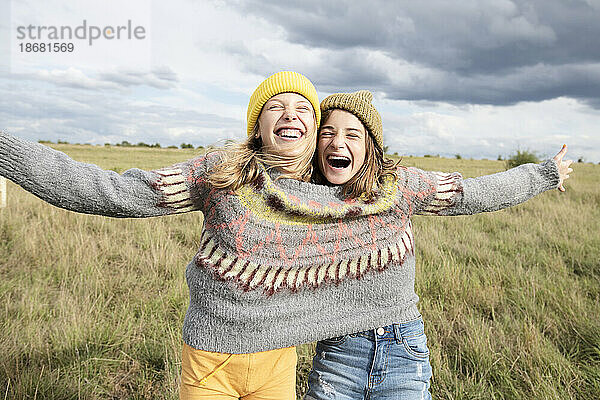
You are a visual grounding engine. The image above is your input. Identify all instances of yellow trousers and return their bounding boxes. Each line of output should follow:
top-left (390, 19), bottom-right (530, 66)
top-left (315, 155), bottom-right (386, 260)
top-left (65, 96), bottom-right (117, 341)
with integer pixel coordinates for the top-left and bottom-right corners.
top-left (180, 343), bottom-right (297, 400)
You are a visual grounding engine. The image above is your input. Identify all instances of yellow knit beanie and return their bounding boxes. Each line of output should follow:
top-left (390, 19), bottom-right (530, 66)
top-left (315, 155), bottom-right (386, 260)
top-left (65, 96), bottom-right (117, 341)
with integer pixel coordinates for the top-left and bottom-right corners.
top-left (246, 71), bottom-right (321, 137)
top-left (320, 90), bottom-right (383, 148)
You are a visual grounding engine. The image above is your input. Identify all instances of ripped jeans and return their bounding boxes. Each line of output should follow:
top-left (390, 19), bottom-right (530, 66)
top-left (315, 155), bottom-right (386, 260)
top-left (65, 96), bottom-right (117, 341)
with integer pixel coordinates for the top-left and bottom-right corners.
top-left (304, 318), bottom-right (432, 400)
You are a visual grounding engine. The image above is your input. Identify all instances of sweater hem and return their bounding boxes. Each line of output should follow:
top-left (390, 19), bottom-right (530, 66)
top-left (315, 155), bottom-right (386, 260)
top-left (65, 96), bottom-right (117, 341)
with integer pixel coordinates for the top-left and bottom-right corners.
top-left (181, 303), bottom-right (421, 354)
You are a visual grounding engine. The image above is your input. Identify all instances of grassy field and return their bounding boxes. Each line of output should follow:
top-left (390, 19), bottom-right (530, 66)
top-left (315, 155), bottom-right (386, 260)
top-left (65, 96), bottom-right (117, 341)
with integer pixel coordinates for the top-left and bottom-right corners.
top-left (1, 144), bottom-right (599, 399)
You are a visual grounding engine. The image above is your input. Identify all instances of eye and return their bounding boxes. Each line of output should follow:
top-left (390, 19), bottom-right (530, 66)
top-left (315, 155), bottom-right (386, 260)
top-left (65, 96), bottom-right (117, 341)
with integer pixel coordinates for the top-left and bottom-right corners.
top-left (267, 103), bottom-right (284, 110)
top-left (347, 130), bottom-right (362, 139)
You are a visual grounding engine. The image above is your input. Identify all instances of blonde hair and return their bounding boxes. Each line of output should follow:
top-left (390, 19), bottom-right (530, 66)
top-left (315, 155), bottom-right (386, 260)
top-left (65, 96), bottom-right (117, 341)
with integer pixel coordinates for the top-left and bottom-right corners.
top-left (208, 120), bottom-right (317, 191)
top-left (313, 109), bottom-right (400, 202)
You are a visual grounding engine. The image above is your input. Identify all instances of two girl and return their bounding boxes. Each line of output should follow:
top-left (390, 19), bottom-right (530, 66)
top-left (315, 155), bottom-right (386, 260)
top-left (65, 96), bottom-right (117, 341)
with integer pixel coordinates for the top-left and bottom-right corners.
top-left (0, 73), bottom-right (571, 400)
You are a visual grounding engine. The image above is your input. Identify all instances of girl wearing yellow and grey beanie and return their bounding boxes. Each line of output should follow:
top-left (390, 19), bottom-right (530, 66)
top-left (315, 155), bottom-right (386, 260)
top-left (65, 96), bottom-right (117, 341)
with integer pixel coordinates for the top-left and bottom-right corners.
top-left (320, 89), bottom-right (383, 148)
top-left (307, 90), bottom-right (571, 400)
top-left (314, 89), bottom-right (399, 201)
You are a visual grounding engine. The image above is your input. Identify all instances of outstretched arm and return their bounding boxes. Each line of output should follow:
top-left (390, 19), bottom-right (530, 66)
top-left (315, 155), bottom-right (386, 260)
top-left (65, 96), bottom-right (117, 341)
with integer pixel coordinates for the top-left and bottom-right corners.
top-left (0, 131), bottom-right (212, 218)
top-left (412, 146), bottom-right (571, 216)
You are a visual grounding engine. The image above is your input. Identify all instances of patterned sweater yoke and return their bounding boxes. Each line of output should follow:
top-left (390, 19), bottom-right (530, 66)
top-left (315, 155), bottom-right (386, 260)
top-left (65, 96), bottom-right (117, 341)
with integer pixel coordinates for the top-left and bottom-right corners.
top-left (0, 132), bottom-right (560, 353)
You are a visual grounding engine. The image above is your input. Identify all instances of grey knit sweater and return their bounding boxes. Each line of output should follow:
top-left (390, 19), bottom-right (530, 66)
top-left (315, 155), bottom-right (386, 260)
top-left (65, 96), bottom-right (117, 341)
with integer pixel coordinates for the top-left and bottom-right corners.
top-left (0, 132), bottom-right (560, 353)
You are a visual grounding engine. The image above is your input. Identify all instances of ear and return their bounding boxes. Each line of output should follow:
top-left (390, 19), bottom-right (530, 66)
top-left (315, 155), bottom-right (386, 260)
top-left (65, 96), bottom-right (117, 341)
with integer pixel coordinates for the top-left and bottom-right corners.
top-left (253, 121), bottom-right (261, 139)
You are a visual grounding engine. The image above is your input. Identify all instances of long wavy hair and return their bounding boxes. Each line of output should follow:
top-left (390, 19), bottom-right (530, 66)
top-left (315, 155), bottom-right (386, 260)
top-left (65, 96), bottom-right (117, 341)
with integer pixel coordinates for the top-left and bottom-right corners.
top-left (312, 109), bottom-right (401, 202)
top-left (208, 119), bottom-right (317, 191)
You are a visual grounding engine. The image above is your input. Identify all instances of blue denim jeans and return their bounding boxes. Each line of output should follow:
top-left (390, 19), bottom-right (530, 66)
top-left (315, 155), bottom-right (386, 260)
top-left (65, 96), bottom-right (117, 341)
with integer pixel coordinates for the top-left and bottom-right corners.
top-left (304, 318), bottom-right (432, 400)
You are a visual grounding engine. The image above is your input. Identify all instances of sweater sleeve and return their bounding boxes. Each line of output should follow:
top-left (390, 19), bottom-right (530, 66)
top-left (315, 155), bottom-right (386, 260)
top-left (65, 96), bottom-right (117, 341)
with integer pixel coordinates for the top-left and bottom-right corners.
top-left (0, 131), bottom-right (214, 218)
top-left (404, 160), bottom-right (560, 216)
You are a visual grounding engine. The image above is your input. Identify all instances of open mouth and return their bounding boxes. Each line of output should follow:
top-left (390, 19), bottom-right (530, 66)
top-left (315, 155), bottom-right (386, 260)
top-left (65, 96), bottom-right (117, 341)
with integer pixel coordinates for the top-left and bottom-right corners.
top-left (275, 128), bottom-right (303, 140)
top-left (326, 155), bottom-right (351, 169)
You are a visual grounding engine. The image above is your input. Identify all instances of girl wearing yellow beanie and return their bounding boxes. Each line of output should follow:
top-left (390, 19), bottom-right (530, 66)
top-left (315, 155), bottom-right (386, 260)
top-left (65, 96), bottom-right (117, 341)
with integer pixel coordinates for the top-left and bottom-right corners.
top-left (209, 71), bottom-right (321, 190)
top-left (181, 71), bottom-right (321, 399)
top-left (0, 70), bottom-right (321, 400)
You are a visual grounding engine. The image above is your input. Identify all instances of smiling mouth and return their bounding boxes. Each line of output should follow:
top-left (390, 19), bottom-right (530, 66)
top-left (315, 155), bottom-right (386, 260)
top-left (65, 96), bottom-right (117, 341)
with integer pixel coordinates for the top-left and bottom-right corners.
top-left (275, 128), bottom-right (303, 140)
top-left (326, 155), bottom-right (351, 169)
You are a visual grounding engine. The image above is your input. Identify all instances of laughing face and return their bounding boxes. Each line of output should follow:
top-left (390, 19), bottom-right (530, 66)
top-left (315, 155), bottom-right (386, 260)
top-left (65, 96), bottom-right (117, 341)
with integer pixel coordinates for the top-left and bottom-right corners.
top-left (257, 93), bottom-right (316, 158)
top-left (317, 109), bottom-right (367, 185)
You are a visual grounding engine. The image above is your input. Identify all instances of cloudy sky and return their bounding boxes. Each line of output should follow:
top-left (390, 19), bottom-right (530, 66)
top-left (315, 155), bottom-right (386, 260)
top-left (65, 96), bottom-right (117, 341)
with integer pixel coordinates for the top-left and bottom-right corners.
top-left (2, 0), bottom-right (599, 161)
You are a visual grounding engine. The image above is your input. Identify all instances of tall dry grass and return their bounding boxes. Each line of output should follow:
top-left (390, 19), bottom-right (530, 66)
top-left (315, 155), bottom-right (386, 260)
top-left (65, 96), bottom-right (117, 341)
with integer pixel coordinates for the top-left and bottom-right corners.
top-left (1, 144), bottom-right (598, 399)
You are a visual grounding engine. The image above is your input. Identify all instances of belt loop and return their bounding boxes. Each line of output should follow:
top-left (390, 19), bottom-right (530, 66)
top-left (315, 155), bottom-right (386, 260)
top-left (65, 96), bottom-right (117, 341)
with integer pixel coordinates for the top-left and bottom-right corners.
top-left (393, 323), bottom-right (402, 344)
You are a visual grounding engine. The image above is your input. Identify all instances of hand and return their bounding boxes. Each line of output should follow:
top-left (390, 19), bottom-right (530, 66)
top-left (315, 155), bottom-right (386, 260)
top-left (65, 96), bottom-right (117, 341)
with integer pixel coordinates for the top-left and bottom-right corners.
top-left (553, 144), bottom-right (573, 192)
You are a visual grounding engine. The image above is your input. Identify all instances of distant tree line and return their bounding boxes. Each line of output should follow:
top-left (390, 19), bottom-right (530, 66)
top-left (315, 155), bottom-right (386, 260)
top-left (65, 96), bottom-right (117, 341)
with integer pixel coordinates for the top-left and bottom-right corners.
top-left (35, 140), bottom-right (597, 163)
top-left (39, 139), bottom-right (205, 150)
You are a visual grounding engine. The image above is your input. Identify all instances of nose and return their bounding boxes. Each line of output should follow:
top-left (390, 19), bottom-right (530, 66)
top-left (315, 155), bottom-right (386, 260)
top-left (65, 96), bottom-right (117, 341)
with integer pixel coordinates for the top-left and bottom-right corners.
top-left (330, 133), bottom-right (345, 149)
top-left (282, 107), bottom-right (298, 121)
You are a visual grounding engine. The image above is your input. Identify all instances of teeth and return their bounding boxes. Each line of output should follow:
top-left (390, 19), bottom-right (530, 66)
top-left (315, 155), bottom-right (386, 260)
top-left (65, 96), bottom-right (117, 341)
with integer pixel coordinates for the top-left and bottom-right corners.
top-left (276, 129), bottom-right (301, 139)
top-left (328, 156), bottom-right (350, 161)
top-left (327, 155), bottom-right (351, 169)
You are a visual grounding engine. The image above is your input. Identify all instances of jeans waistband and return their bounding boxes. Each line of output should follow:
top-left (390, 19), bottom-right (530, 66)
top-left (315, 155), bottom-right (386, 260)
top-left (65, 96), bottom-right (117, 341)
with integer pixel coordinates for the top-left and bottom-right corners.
top-left (350, 317), bottom-right (424, 342)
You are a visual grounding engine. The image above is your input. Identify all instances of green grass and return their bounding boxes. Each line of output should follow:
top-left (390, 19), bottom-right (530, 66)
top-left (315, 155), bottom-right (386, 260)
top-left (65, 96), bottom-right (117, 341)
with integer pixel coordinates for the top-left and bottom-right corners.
top-left (1, 145), bottom-right (598, 399)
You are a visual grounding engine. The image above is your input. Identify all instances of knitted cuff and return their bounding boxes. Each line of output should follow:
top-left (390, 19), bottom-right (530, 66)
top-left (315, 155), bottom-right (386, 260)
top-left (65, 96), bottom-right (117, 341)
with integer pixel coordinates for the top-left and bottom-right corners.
top-left (539, 159), bottom-right (561, 191)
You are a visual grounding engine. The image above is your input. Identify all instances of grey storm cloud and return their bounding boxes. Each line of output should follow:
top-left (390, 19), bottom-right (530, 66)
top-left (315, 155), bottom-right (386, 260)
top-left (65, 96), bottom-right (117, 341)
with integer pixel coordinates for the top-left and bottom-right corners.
top-left (231, 0), bottom-right (600, 106)
top-left (0, 78), bottom-right (241, 146)
top-left (5, 66), bottom-right (180, 92)
top-left (99, 67), bottom-right (180, 89)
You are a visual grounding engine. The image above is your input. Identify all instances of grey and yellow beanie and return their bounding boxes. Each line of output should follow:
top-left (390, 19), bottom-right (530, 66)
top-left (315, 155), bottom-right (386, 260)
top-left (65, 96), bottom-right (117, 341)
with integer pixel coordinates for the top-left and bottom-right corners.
top-left (320, 90), bottom-right (383, 148)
